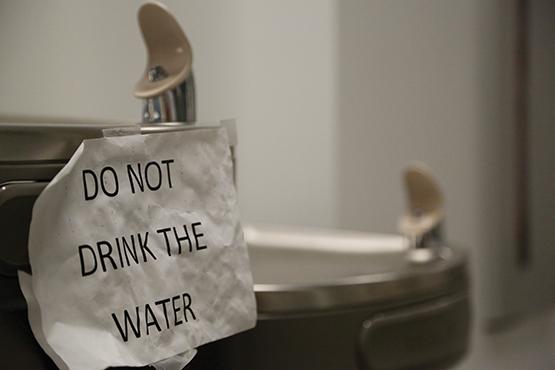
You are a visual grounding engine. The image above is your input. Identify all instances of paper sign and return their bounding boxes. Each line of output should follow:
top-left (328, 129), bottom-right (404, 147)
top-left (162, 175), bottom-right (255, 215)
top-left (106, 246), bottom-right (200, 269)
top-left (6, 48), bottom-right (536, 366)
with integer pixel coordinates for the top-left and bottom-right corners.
top-left (19, 127), bottom-right (257, 370)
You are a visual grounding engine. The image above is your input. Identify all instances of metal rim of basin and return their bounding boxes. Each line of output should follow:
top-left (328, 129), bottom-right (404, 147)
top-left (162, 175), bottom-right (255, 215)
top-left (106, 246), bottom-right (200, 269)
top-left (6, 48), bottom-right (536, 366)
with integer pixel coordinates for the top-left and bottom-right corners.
top-left (254, 248), bottom-right (468, 316)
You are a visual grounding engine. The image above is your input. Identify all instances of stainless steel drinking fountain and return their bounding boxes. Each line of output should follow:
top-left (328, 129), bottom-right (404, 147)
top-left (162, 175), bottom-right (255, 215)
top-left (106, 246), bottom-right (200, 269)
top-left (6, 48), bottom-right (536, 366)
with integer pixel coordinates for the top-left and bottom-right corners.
top-left (0, 2), bottom-right (471, 369)
top-left (0, 117), bottom-right (471, 370)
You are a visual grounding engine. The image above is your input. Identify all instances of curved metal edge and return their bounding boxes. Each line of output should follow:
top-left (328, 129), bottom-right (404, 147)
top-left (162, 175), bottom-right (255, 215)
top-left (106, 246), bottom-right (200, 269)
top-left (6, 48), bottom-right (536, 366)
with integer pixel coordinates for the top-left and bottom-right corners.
top-left (357, 292), bottom-right (471, 370)
top-left (0, 181), bottom-right (47, 276)
top-left (254, 249), bottom-right (468, 315)
top-left (0, 121), bottom-right (219, 164)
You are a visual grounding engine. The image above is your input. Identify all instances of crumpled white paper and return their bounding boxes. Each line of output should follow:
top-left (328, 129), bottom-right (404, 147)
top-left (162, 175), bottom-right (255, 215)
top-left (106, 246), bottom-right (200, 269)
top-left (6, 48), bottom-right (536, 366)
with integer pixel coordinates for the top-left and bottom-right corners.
top-left (19, 127), bottom-right (257, 370)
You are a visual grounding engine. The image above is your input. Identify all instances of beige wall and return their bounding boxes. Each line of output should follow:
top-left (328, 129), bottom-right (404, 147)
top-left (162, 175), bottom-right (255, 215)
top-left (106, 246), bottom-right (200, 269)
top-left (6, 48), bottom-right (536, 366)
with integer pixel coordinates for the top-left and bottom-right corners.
top-left (0, 0), bottom-right (337, 227)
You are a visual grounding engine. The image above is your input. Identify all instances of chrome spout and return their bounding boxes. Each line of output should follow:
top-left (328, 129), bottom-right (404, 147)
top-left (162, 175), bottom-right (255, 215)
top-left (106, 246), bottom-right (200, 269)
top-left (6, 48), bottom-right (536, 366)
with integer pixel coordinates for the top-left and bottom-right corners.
top-left (141, 71), bottom-right (196, 123)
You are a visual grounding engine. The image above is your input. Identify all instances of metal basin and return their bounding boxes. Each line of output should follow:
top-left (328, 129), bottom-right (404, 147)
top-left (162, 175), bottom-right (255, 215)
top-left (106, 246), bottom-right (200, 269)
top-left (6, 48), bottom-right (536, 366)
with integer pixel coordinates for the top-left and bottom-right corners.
top-left (185, 224), bottom-right (470, 370)
top-left (247, 224), bottom-right (408, 286)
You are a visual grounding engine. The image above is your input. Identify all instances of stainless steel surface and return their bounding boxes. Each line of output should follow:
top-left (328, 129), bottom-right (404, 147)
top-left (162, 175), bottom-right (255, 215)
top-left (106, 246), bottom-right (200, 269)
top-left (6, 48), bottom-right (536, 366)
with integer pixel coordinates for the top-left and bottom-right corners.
top-left (0, 120), bottom-right (213, 164)
top-left (416, 222), bottom-right (444, 249)
top-left (147, 65), bottom-right (169, 82)
top-left (0, 118), bottom-right (125, 163)
top-left (0, 119), bottom-right (470, 370)
top-left (254, 248), bottom-right (467, 315)
top-left (141, 72), bottom-right (196, 123)
top-left (358, 293), bottom-right (470, 370)
top-left (0, 181), bottom-right (46, 276)
top-left (244, 224), bottom-right (466, 315)
top-left (205, 290), bottom-right (470, 370)
top-left (0, 181), bottom-right (46, 208)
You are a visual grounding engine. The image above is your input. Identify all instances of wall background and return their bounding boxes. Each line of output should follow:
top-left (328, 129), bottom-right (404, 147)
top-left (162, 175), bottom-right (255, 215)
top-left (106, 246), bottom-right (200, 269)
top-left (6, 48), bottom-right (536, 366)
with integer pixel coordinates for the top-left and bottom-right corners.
top-left (0, 0), bottom-right (553, 368)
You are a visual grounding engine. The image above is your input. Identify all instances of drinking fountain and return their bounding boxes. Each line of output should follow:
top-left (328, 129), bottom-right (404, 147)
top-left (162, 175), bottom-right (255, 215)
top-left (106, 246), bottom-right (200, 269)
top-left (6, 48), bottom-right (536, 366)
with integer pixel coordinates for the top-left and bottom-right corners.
top-left (0, 3), bottom-right (470, 369)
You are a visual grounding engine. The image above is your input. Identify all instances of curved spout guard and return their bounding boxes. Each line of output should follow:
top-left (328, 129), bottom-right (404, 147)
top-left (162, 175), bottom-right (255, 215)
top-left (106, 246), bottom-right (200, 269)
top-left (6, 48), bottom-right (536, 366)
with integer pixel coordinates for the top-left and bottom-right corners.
top-left (134, 2), bottom-right (196, 123)
top-left (398, 163), bottom-right (445, 249)
top-left (134, 2), bottom-right (192, 98)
